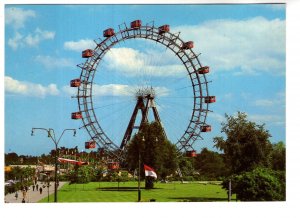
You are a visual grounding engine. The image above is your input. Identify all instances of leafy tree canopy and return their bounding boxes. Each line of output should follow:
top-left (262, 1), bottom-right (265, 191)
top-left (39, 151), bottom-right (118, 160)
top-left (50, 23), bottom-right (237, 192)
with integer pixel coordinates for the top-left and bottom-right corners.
top-left (271, 141), bottom-right (286, 171)
top-left (125, 121), bottom-right (178, 180)
top-left (194, 148), bottom-right (229, 180)
top-left (222, 167), bottom-right (285, 201)
top-left (213, 112), bottom-right (273, 174)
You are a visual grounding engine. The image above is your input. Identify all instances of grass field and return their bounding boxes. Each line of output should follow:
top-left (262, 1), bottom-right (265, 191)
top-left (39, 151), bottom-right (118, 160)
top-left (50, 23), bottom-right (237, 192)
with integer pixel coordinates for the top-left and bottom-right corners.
top-left (39, 181), bottom-right (236, 202)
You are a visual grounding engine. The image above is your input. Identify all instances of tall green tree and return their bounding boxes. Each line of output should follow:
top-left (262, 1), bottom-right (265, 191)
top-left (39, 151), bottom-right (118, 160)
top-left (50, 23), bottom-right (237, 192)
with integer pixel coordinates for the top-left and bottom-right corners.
top-left (194, 148), bottom-right (229, 180)
top-left (213, 112), bottom-right (273, 174)
top-left (271, 141), bottom-right (286, 171)
top-left (126, 121), bottom-right (178, 180)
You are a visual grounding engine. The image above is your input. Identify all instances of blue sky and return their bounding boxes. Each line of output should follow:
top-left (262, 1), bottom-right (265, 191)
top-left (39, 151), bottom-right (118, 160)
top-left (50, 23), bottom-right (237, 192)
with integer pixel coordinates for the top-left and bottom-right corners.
top-left (4, 4), bottom-right (286, 156)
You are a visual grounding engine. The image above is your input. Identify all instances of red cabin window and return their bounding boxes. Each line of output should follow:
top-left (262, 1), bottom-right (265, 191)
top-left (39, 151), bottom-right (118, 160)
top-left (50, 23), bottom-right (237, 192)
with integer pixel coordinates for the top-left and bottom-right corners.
top-left (82, 49), bottom-right (93, 58)
top-left (201, 125), bottom-right (212, 132)
top-left (158, 25), bottom-right (170, 34)
top-left (198, 66), bottom-right (210, 74)
top-left (131, 20), bottom-right (142, 29)
top-left (186, 150), bottom-right (197, 157)
top-left (103, 28), bottom-right (115, 37)
top-left (71, 112), bottom-right (82, 119)
top-left (108, 162), bottom-right (119, 170)
top-left (205, 96), bottom-right (216, 103)
top-left (70, 79), bottom-right (81, 87)
top-left (181, 41), bottom-right (194, 49)
top-left (85, 141), bottom-right (96, 149)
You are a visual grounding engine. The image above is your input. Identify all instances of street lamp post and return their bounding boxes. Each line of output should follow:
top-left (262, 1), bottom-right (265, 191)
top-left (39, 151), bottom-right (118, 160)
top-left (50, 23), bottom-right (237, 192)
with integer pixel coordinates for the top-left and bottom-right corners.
top-left (31, 128), bottom-right (76, 202)
top-left (138, 136), bottom-right (145, 202)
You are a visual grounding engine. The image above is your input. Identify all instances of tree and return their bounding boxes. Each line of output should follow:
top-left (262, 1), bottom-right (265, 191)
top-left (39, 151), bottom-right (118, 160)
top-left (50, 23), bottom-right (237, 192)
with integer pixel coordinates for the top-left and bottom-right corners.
top-left (271, 141), bottom-right (286, 171)
top-left (68, 165), bottom-right (95, 184)
top-left (222, 167), bottom-right (285, 201)
top-left (213, 112), bottom-right (273, 174)
top-left (194, 148), bottom-right (229, 180)
top-left (178, 157), bottom-right (195, 181)
top-left (126, 122), bottom-right (178, 181)
top-left (5, 152), bottom-right (19, 165)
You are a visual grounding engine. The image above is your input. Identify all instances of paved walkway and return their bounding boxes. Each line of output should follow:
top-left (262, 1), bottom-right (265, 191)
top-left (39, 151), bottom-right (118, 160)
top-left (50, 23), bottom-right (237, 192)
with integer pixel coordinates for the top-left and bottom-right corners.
top-left (4, 181), bottom-right (67, 203)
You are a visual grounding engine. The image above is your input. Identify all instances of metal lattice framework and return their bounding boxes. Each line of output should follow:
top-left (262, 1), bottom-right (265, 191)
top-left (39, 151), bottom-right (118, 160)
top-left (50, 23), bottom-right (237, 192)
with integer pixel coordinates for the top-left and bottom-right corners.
top-left (74, 21), bottom-right (212, 161)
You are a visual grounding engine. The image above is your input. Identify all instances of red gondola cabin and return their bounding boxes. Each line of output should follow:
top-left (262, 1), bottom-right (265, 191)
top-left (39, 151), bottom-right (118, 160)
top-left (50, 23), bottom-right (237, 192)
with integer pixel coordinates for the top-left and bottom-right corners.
top-left (201, 125), bottom-right (212, 132)
top-left (205, 96), bottom-right (216, 103)
top-left (181, 41), bottom-right (194, 49)
top-left (108, 162), bottom-right (119, 170)
top-left (71, 112), bottom-right (82, 119)
top-left (70, 79), bottom-right (81, 87)
top-left (85, 141), bottom-right (96, 149)
top-left (103, 28), bottom-right (115, 37)
top-left (82, 49), bottom-right (93, 58)
top-left (131, 20), bottom-right (142, 29)
top-left (198, 66), bottom-right (210, 74)
top-left (158, 25), bottom-right (170, 34)
top-left (186, 150), bottom-right (197, 157)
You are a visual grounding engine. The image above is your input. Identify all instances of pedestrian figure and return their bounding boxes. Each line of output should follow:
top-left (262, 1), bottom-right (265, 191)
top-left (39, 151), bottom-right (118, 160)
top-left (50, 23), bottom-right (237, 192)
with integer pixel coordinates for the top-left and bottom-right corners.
top-left (32, 185), bottom-right (35, 191)
top-left (36, 184), bottom-right (39, 191)
top-left (39, 187), bottom-right (42, 194)
top-left (25, 186), bottom-right (28, 192)
top-left (22, 188), bottom-right (26, 199)
top-left (15, 191), bottom-right (18, 200)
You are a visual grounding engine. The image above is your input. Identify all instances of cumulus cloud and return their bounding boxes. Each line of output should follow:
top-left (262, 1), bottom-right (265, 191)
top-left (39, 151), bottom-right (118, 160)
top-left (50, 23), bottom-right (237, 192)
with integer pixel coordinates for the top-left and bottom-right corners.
top-left (64, 39), bottom-right (96, 52)
top-left (5, 7), bottom-right (36, 29)
top-left (254, 91), bottom-right (285, 107)
top-left (8, 32), bottom-right (23, 50)
top-left (209, 112), bottom-right (226, 123)
top-left (24, 28), bottom-right (55, 46)
top-left (248, 114), bottom-right (284, 126)
top-left (254, 99), bottom-right (276, 107)
top-left (62, 83), bottom-right (170, 97)
top-left (5, 76), bottom-right (60, 98)
top-left (105, 47), bottom-right (185, 77)
top-left (8, 28), bottom-right (55, 50)
top-left (174, 17), bottom-right (285, 76)
top-left (35, 55), bottom-right (74, 69)
top-left (265, 4), bottom-right (285, 11)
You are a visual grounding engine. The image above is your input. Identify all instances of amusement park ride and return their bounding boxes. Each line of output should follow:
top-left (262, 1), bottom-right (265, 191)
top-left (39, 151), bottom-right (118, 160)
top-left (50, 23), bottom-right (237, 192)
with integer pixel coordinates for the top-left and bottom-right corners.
top-left (67, 20), bottom-right (215, 171)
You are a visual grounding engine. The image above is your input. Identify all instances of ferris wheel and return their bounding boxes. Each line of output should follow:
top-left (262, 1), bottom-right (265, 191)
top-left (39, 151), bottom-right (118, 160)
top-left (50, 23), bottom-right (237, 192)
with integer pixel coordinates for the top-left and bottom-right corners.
top-left (70, 20), bottom-right (215, 161)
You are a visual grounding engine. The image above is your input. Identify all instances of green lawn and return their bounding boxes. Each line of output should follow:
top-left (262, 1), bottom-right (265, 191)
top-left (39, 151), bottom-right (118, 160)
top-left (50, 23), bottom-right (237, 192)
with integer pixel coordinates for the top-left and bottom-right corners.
top-left (39, 181), bottom-right (236, 202)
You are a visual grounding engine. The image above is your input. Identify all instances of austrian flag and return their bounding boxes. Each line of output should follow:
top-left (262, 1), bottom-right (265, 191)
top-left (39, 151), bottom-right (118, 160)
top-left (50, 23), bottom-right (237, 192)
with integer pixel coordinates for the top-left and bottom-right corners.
top-left (144, 164), bottom-right (157, 179)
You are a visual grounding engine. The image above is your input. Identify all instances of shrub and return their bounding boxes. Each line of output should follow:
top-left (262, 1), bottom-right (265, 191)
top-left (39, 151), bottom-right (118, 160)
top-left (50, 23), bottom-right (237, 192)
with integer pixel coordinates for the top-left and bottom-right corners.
top-left (222, 167), bottom-right (285, 201)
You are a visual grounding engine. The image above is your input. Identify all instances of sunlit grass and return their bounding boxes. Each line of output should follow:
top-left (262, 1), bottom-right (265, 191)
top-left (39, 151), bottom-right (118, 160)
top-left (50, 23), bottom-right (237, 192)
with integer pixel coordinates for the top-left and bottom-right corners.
top-left (39, 181), bottom-right (236, 202)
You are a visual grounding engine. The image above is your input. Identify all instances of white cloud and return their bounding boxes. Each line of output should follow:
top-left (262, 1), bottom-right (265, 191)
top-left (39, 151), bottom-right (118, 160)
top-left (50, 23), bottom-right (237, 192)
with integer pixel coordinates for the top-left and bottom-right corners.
top-left (209, 113), bottom-right (226, 123)
top-left (8, 32), bottom-right (23, 50)
top-left (254, 99), bottom-right (276, 107)
top-left (248, 114), bottom-right (284, 126)
top-left (105, 47), bottom-right (185, 77)
top-left (93, 84), bottom-right (170, 97)
top-left (64, 39), bottom-right (96, 52)
top-left (62, 83), bottom-right (170, 97)
top-left (8, 28), bottom-right (55, 50)
top-left (5, 76), bottom-right (59, 98)
top-left (254, 91), bottom-right (285, 107)
top-left (24, 28), bottom-right (55, 47)
top-left (5, 7), bottom-right (36, 29)
top-left (265, 4), bottom-right (285, 11)
top-left (174, 17), bottom-right (285, 76)
top-left (35, 55), bottom-right (74, 69)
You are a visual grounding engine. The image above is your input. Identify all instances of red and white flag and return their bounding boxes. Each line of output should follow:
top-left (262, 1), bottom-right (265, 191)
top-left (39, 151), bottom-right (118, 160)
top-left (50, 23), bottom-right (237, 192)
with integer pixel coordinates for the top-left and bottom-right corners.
top-left (144, 164), bottom-right (157, 179)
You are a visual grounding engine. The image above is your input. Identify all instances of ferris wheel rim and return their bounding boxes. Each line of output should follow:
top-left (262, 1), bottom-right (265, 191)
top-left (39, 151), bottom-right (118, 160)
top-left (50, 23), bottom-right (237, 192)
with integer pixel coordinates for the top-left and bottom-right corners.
top-left (75, 21), bottom-right (211, 159)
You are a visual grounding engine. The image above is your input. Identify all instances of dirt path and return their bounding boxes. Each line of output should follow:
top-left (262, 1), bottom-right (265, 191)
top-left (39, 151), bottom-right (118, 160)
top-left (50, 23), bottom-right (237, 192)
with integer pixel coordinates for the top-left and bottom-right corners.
top-left (4, 181), bottom-right (67, 203)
